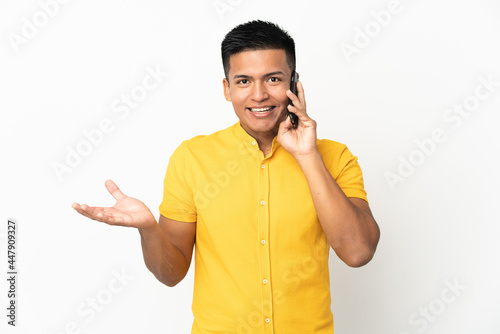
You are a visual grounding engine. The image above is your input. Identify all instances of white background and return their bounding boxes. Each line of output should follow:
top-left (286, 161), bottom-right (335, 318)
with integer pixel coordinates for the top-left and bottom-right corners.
top-left (1, 0), bottom-right (499, 333)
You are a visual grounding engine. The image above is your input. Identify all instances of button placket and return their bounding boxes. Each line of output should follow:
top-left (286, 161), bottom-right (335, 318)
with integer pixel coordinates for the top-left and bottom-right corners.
top-left (257, 158), bottom-right (273, 333)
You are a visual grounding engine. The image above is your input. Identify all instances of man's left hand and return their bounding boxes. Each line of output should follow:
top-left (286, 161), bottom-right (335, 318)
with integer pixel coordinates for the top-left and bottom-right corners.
top-left (277, 81), bottom-right (318, 159)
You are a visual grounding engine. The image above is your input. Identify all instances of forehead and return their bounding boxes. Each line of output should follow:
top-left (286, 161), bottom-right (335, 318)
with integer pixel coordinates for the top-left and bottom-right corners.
top-left (228, 49), bottom-right (289, 77)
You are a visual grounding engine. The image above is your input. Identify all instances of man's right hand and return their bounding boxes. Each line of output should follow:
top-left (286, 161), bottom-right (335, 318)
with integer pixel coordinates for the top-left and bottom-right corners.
top-left (72, 179), bottom-right (157, 231)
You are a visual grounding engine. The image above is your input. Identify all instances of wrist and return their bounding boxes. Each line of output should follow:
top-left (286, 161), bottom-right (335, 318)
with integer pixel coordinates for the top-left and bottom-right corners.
top-left (294, 150), bottom-right (322, 169)
top-left (138, 220), bottom-right (160, 237)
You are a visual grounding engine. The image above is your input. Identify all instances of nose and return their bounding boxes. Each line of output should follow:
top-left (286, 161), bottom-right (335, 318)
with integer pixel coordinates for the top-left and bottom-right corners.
top-left (251, 81), bottom-right (269, 101)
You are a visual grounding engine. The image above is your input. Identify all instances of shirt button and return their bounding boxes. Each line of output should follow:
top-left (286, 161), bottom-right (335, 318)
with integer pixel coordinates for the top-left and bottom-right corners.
top-left (260, 200), bottom-right (265, 205)
top-left (261, 239), bottom-right (266, 245)
top-left (261, 164), bottom-right (265, 169)
top-left (263, 279), bottom-right (268, 284)
top-left (265, 318), bottom-right (270, 323)
top-left (251, 141), bottom-right (256, 145)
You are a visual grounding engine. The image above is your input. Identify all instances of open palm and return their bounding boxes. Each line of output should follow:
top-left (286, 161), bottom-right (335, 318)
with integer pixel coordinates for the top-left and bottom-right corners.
top-left (72, 180), bottom-right (156, 229)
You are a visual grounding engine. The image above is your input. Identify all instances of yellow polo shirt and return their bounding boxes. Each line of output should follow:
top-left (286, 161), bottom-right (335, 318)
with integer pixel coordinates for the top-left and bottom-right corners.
top-left (159, 121), bottom-right (367, 334)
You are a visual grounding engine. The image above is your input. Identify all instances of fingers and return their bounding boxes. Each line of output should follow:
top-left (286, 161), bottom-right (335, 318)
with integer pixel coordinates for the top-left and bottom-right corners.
top-left (286, 81), bottom-right (305, 103)
top-left (286, 89), bottom-right (299, 106)
top-left (105, 179), bottom-right (127, 201)
top-left (72, 203), bottom-right (95, 220)
top-left (72, 203), bottom-right (125, 224)
top-left (287, 102), bottom-right (311, 125)
top-left (92, 209), bottom-right (125, 224)
top-left (72, 203), bottom-right (100, 221)
top-left (297, 81), bottom-right (305, 101)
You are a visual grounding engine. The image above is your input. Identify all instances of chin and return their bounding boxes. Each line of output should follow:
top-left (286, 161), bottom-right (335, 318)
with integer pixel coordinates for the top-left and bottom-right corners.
top-left (250, 117), bottom-right (281, 130)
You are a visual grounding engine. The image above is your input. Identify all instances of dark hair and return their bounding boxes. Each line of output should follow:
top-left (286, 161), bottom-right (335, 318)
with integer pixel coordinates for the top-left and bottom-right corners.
top-left (221, 20), bottom-right (296, 79)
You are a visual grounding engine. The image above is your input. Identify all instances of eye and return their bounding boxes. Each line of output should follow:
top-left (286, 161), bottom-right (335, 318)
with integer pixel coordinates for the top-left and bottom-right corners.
top-left (237, 79), bottom-right (249, 84)
top-left (268, 77), bottom-right (280, 83)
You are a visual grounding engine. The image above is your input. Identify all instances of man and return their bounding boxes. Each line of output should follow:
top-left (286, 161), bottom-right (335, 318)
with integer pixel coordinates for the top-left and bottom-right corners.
top-left (72, 20), bottom-right (380, 333)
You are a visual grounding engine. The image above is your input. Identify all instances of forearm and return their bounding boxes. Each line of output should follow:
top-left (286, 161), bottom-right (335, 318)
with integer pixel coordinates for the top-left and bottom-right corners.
top-left (138, 223), bottom-right (190, 287)
top-left (296, 152), bottom-right (380, 267)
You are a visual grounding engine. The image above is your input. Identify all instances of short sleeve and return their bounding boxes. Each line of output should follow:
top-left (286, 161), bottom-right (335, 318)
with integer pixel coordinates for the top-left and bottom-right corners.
top-left (322, 141), bottom-right (368, 203)
top-left (158, 142), bottom-right (197, 222)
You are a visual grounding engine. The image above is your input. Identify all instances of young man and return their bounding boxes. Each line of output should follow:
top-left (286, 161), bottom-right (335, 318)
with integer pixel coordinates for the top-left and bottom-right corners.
top-left (72, 20), bottom-right (380, 333)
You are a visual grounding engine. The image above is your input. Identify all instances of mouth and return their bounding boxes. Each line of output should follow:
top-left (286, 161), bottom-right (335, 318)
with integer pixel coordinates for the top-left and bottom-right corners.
top-left (247, 106), bottom-right (276, 114)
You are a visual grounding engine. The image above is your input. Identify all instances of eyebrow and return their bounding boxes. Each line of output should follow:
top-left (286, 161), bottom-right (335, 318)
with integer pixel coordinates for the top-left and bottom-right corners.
top-left (232, 71), bottom-right (286, 80)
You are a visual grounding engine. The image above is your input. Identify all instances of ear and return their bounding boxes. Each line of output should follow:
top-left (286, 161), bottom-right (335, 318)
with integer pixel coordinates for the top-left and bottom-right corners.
top-left (223, 78), bottom-right (231, 102)
top-left (296, 72), bottom-right (300, 80)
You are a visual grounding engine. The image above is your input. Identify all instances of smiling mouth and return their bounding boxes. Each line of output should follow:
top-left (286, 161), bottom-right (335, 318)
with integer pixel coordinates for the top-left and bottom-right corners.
top-left (248, 106), bottom-right (275, 113)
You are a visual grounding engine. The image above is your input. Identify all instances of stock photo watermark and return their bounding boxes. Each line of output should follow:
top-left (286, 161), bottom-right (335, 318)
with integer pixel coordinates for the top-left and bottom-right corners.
top-left (385, 74), bottom-right (499, 191)
top-left (281, 237), bottom-right (330, 292)
top-left (399, 277), bottom-right (466, 333)
top-left (46, 268), bottom-right (134, 334)
top-left (51, 64), bottom-right (169, 183)
top-left (340, 0), bottom-right (403, 63)
top-left (6, 219), bottom-right (18, 326)
top-left (193, 160), bottom-right (242, 209)
top-left (7, 0), bottom-right (73, 54)
top-left (236, 289), bottom-right (285, 334)
top-left (212, 0), bottom-right (244, 20)
top-left (192, 140), bottom-right (263, 210)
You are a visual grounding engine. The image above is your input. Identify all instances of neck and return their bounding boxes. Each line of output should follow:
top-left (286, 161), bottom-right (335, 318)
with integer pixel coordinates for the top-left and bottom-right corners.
top-left (255, 133), bottom-right (276, 157)
top-left (240, 123), bottom-right (279, 156)
top-left (254, 130), bottom-right (277, 148)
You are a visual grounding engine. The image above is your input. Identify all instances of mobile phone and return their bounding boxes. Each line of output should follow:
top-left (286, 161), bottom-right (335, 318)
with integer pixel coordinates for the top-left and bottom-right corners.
top-left (289, 70), bottom-right (299, 129)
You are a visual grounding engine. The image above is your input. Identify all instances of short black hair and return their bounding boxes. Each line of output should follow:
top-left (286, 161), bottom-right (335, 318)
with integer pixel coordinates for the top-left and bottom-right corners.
top-left (221, 20), bottom-right (296, 79)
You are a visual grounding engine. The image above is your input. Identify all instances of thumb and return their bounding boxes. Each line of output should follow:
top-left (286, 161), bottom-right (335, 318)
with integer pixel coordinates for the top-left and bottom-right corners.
top-left (105, 179), bottom-right (127, 201)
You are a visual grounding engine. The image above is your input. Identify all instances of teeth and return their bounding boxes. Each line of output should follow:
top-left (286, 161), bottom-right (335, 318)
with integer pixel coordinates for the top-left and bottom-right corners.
top-left (250, 107), bottom-right (272, 113)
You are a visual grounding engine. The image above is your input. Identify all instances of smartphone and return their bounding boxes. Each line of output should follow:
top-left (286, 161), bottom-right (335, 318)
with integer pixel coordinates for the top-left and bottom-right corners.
top-left (288, 70), bottom-right (299, 129)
